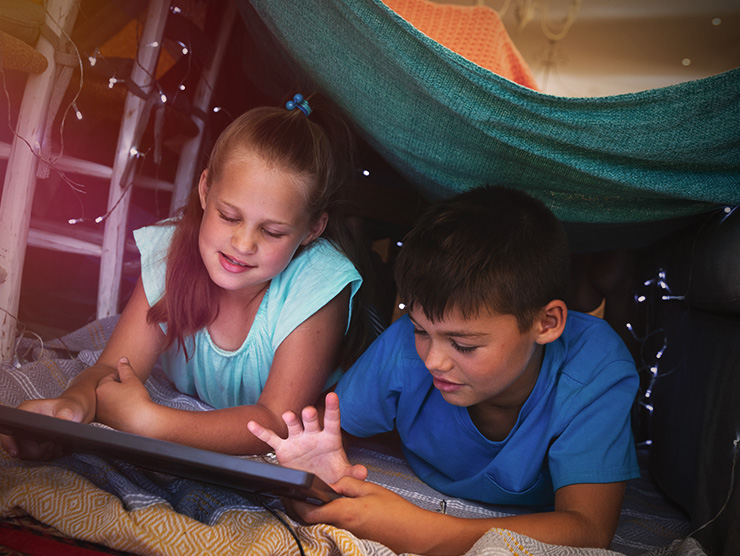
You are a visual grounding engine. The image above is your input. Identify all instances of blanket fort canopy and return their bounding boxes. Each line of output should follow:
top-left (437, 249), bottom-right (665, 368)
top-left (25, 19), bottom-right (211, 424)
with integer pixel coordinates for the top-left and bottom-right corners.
top-left (242, 0), bottom-right (740, 228)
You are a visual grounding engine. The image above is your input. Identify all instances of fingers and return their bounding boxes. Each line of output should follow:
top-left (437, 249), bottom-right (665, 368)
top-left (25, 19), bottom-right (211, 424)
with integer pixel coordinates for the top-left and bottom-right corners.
top-left (322, 392), bottom-right (342, 436)
top-left (283, 410), bottom-right (305, 437)
top-left (0, 435), bottom-right (19, 458)
top-left (300, 405), bottom-right (321, 434)
top-left (247, 420), bottom-right (282, 450)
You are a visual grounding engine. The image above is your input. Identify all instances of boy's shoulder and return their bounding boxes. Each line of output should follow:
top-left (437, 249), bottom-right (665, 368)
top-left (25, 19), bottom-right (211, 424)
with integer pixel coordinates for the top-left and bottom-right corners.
top-left (554, 310), bottom-right (636, 384)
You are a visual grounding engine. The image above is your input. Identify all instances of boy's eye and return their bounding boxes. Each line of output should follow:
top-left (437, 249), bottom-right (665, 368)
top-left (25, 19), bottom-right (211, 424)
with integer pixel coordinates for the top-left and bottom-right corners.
top-left (412, 327), bottom-right (428, 337)
top-left (451, 341), bottom-right (477, 354)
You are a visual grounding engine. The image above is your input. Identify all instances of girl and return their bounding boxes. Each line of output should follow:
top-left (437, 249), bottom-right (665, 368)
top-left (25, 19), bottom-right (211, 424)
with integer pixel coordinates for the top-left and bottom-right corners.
top-left (2, 93), bottom-right (367, 457)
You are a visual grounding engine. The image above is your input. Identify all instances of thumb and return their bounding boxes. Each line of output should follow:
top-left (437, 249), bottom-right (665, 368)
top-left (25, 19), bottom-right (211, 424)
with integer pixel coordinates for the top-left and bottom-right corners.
top-left (348, 464), bottom-right (368, 481)
top-left (331, 476), bottom-right (371, 497)
top-left (55, 405), bottom-right (83, 423)
top-left (116, 357), bottom-right (136, 380)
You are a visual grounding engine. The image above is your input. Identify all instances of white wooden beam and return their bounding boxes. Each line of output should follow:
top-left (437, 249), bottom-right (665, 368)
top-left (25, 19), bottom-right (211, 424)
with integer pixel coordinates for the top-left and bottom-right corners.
top-left (97, 0), bottom-right (171, 318)
top-left (0, 0), bottom-right (80, 361)
top-left (169, 1), bottom-right (237, 214)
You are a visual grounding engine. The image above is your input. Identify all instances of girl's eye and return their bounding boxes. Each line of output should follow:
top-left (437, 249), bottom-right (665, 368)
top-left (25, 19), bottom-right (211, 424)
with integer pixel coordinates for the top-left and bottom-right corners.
top-left (218, 211), bottom-right (239, 223)
top-left (262, 228), bottom-right (285, 239)
top-left (452, 341), bottom-right (477, 354)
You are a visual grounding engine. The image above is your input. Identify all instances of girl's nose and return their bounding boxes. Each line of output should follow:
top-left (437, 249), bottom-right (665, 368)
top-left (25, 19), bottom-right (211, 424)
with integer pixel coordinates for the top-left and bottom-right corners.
top-left (232, 226), bottom-right (257, 254)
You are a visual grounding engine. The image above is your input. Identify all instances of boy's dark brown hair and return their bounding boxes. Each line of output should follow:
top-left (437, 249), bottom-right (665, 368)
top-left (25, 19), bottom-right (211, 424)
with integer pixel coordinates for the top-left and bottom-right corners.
top-left (394, 185), bottom-right (570, 332)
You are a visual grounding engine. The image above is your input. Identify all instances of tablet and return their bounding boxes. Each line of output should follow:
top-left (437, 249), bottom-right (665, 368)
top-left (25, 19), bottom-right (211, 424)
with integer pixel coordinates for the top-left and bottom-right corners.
top-left (0, 404), bottom-right (338, 505)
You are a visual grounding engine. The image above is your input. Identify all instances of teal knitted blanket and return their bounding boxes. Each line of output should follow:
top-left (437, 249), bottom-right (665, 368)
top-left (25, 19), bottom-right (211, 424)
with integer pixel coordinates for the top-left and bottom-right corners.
top-left (244, 0), bottom-right (739, 225)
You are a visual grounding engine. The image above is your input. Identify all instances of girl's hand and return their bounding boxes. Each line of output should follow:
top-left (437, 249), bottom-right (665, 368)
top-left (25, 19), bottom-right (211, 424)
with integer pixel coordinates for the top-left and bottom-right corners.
top-left (95, 357), bottom-right (156, 433)
top-left (247, 392), bottom-right (367, 485)
top-left (0, 398), bottom-right (86, 460)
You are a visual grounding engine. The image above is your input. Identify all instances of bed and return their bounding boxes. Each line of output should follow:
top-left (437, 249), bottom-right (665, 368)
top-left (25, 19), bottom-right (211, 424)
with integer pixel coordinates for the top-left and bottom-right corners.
top-left (1, 317), bottom-right (698, 556)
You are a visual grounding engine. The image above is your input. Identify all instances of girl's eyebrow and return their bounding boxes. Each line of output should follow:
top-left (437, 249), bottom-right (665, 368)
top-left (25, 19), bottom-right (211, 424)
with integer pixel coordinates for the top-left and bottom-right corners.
top-left (217, 200), bottom-right (293, 228)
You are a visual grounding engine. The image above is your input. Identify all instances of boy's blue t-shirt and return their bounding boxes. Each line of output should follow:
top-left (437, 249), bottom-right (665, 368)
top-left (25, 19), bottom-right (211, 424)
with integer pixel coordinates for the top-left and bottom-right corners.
top-left (335, 312), bottom-right (640, 507)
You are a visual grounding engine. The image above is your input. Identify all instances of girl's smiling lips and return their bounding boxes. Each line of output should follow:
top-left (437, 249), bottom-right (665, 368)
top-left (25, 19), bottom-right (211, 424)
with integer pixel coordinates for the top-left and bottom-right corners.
top-left (219, 252), bottom-right (254, 272)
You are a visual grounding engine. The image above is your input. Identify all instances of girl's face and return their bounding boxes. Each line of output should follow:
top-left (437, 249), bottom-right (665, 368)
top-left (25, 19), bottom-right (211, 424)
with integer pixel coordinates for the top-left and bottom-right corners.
top-left (197, 151), bottom-right (327, 296)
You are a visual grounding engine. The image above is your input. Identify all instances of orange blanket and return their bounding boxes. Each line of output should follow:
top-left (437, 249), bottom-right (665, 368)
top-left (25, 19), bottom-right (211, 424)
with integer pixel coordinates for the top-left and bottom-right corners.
top-left (383, 0), bottom-right (538, 89)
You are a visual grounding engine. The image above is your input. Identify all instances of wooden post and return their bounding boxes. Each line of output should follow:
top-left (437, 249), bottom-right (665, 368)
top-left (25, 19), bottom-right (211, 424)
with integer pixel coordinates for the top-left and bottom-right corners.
top-left (169, 1), bottom-right (237, 214)
top-left (0, 0), bottom-right (79, 361)
top-left (97, 0), bottom-right (171, 319)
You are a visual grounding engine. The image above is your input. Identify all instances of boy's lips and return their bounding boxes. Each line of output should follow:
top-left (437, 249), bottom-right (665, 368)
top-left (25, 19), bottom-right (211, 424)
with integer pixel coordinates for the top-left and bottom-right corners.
top-left (432, 375), bottom-right (464, 393)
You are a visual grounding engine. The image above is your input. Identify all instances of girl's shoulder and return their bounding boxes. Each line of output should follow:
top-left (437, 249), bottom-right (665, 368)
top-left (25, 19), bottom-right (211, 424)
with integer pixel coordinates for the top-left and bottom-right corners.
top-left (133, 219), bottom-right (178, 257)
top-left (276, 239), bottom-right (357, 287)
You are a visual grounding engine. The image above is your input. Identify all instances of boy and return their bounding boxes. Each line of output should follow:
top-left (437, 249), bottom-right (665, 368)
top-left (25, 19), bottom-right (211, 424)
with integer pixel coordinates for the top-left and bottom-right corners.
top-left (248, 186), bottom-right (640, 555)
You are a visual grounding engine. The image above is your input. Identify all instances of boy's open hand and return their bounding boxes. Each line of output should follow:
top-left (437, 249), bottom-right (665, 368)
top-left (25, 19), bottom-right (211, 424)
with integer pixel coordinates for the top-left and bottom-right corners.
top-left (247, 392), bottom-right (367, 485)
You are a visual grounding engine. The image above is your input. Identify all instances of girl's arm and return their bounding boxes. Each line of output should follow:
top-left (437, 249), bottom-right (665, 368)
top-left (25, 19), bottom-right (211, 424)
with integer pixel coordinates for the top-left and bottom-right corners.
top-left (0, 279), bottom-right (164, 459)
top-left (96, 287), bottom-right (351, 454)
top-left (295, 479), bottom-right (625, 554)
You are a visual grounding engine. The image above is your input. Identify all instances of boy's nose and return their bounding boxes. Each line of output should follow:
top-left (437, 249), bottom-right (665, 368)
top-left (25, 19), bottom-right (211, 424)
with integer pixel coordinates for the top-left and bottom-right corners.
top-left (421, 343), bottom-right (453, 373)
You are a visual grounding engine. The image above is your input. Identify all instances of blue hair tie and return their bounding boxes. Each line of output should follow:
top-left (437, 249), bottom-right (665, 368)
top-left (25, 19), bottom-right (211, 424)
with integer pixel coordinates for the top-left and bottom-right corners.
top-left (285, 93), bottom-right (311, 116)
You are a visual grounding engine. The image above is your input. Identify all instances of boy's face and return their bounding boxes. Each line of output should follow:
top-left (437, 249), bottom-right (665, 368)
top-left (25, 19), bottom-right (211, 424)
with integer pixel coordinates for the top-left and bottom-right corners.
top-left (409, 306), bottom-right (544, 410)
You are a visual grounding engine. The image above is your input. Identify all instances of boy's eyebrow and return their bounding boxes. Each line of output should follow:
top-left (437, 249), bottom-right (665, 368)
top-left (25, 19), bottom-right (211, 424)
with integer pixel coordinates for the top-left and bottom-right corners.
top-left (408, 316), bottom-right (488, 338)
top-left (445, 330), bottom-right (489, 338)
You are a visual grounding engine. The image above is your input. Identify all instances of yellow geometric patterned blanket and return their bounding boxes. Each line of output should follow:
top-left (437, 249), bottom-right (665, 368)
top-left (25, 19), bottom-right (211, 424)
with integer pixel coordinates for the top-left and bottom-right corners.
top-left (0, 318), bottom-right (697, 556)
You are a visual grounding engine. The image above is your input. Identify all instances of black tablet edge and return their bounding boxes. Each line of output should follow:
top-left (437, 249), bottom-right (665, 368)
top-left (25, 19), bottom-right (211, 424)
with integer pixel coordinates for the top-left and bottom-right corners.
top-left (0, 404), bottom-right (339, 505)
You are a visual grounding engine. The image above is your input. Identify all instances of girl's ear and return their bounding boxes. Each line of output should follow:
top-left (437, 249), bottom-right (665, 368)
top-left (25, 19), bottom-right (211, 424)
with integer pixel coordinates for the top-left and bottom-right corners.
top-left (301, 212), bottom-right (329, 245)
top-left (534, 300), bottom-right (567, 345)
top-left (197, 170), bottom-right (209, 210)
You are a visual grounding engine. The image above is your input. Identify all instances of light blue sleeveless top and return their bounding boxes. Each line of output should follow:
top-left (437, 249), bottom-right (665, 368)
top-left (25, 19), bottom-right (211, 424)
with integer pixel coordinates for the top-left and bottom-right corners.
top-left (133, 223), bottom-right (362, 409)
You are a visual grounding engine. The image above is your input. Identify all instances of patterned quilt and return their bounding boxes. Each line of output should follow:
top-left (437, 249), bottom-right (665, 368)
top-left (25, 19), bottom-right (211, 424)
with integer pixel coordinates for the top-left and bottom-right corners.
top-left (0, 318), bottom-right (701, 556)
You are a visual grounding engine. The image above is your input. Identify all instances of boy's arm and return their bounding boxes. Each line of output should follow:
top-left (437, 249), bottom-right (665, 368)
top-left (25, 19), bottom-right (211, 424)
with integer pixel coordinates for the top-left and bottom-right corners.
top-left (295, 479), bottom-right (625, 554)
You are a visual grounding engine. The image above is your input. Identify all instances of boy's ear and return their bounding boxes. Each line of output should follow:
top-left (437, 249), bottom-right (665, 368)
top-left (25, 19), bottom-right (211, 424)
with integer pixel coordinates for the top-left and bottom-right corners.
top-left (534, 300), bottom-right (567, 345)
top-left (197, 170), bottom-right (209, 210)
top-left (301, 211), bottom-right (328, 245)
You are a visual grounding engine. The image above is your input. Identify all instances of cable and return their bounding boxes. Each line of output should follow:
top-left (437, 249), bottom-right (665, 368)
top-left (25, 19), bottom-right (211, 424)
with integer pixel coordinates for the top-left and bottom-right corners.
top-left (257, 495), bottom-right (306, 556)
top-left (688, 435), bottom-right (739, 539)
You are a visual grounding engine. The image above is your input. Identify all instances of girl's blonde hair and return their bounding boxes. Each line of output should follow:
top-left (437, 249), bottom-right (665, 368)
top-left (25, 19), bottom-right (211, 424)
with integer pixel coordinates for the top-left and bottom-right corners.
top-left (148, 94), bottom-right (371, 367)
